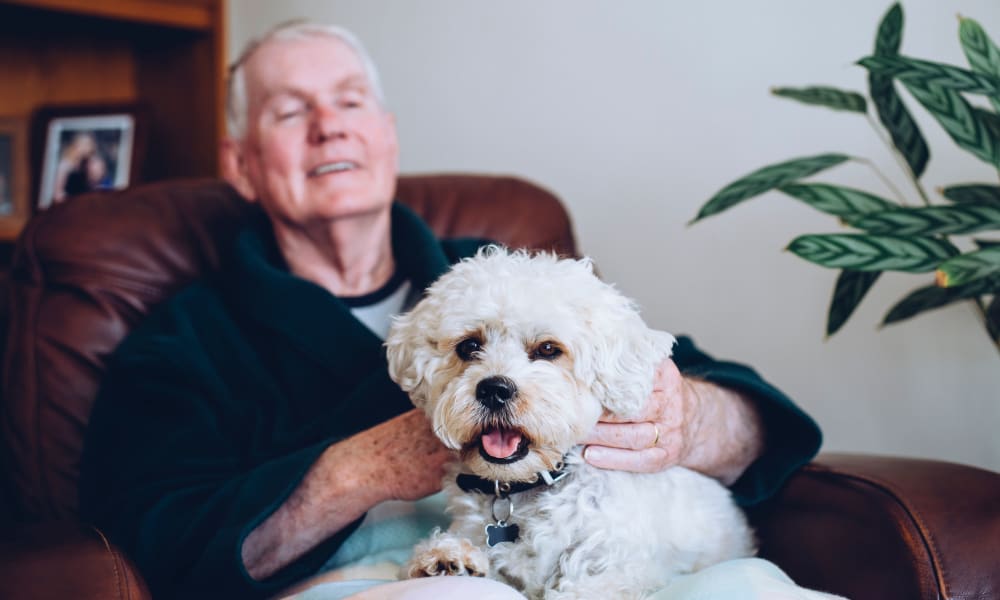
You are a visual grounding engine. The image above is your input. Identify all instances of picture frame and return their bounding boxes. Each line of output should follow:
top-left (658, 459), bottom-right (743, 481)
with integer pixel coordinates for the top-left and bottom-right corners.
top-left (31, 104), bottom-right (146, 212)
top-left (0, 116), bottom-right (30, 239)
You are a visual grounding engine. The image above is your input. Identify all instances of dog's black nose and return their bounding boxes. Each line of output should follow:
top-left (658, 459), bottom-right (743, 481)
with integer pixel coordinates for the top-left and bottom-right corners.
top-left (476, 376), bottom-right (517, 411)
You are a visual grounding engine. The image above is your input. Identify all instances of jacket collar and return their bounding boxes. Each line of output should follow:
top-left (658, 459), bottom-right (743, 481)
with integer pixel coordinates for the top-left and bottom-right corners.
top-left (224, 203), bottom-right (451, 376)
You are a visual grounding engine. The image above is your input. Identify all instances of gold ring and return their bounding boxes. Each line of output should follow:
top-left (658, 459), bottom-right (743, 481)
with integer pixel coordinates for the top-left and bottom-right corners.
top-left (651, 423), bottom-right (660, 448)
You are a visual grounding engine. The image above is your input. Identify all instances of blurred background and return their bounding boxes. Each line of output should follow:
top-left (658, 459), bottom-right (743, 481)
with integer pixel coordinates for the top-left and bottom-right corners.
top-left (228, 0), bottom-right (1000, 470)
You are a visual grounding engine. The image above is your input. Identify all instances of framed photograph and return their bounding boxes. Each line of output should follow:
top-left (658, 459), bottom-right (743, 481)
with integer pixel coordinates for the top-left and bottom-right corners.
top-left (0, 116), bottom-right (29, 237)
top-left (32, 105), bottom-right (145, 211)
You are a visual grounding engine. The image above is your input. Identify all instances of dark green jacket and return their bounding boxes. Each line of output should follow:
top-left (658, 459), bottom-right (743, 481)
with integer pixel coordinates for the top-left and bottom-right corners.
top-left (80, 204), bottom-right (820, 599)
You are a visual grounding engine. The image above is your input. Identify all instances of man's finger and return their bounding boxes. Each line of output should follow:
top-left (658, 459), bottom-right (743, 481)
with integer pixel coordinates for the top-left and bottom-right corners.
top-left (582, 421), bottom-right (659, 450)
top-left (597, 412), bottom-right (639, 424)
top-left (582, 445), bottom-right (671, 473)
top-left (599, 394), bottom-right (669, 422)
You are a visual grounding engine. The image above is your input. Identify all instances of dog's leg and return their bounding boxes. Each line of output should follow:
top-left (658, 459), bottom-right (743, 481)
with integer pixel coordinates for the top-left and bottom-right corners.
top-left (403, 529), bottom-right (491, 579)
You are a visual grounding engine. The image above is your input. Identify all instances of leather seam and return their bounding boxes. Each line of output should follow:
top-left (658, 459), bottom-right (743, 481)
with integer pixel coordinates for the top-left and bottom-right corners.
top-left (804, 464), bottom-right (946, 598)
top-left (91, 525), bottom-right (126, 600)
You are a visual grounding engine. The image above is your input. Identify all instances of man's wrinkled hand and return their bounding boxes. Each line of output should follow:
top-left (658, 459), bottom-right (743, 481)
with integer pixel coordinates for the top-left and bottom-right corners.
top-left (359, 409), bottom-right (455, 502)
top-left (581, 358), bottom-right (764, 485)
top-left (582, 359), bottom-right (700, 473)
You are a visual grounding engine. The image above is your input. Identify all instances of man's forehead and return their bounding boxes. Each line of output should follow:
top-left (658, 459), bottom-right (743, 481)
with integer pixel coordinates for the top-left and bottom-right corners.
top-left (245, 35), bottom-right (368, 92)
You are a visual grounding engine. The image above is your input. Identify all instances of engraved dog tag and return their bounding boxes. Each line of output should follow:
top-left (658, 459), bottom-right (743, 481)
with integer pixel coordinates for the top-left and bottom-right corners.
top-left (485, 522), bottom-right (520, 546)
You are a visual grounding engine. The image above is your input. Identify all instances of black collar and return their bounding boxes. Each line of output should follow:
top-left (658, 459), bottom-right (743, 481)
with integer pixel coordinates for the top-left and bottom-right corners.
top-left (456, 465), bottom-right (569, 496)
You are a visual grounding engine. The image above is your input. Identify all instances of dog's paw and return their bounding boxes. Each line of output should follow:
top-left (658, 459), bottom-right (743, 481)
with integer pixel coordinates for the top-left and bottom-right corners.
top-left (404, 533), bottom-right (490, 578)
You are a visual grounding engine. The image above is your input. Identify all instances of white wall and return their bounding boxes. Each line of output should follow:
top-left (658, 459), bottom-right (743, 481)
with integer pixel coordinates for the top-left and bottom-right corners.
top-left (228, 0), bottom-right (1000, 472)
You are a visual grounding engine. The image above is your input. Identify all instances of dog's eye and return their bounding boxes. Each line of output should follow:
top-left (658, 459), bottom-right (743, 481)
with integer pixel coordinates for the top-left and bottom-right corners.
top-left (455, 337), bottom-right (483, 361)
top-left (531, 341), bottom-right (563, 361)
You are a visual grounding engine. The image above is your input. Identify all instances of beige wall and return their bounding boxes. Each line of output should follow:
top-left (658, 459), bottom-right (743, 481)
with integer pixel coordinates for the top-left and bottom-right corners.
top-left (228, 0), bottom-right (1000, 472)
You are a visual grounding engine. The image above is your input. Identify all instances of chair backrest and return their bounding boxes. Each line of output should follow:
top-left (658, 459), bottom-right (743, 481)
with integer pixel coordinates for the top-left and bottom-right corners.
top-left (0, 174), bottom-right (576, 521)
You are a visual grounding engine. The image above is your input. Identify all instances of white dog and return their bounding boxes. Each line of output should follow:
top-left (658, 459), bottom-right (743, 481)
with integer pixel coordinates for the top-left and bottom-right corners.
top-left (385, 247), bottom-right (755, 600)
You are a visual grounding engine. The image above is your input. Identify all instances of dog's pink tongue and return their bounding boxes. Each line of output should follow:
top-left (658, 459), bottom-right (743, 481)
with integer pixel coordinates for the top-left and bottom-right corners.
top-left (481, 427), bottom-right (522, 459)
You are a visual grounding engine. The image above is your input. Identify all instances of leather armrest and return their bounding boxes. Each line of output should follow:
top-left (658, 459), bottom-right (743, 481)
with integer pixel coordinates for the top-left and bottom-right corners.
top-left (0, 522), bottom-right (151, 600)
top-left (748, 452), bottom-right (1000, 600)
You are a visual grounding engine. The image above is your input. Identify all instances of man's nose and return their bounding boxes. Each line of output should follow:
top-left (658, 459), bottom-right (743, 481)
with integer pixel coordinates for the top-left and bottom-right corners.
top-left (308, 104), bottom-right (346, 144)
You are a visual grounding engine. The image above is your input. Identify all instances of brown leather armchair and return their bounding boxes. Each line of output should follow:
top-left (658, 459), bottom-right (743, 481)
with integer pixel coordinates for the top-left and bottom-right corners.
top-left (1, 176), bottom-right (998, 600)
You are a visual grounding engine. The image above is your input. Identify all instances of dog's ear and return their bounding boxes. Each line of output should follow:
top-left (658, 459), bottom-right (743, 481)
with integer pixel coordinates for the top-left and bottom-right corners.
top-left (385, 305), bottom-right (438, 411)
top-left (578, 291), bottom-right (676, 419)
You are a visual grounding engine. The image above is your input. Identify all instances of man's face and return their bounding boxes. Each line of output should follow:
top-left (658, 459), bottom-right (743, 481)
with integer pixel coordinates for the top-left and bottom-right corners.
top-left (229, 35), bottom-right (399, 225)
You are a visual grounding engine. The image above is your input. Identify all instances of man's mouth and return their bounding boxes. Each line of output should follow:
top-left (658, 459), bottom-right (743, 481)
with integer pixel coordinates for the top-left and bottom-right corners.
top-left (478, 427), bottom-right (530, 464)
top-left (308, 161), bottom-right (358, 177)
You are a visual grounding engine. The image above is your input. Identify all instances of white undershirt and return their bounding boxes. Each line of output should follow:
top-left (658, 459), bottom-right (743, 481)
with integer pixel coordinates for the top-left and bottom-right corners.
top-left (348, 279), bottom-right (413, 340)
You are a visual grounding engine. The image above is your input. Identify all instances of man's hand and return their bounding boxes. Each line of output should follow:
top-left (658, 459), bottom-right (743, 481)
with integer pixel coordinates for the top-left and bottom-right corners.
top-left (353, 408), bottom-right (454, 503)
top-left (582, 359), bottom-right (764, 485)
top-left (242, 409), bottom-right (452, 580)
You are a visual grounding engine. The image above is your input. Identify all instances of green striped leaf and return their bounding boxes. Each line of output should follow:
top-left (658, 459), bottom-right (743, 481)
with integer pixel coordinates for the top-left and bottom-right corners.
top-left (974, 238), bottom-right (1000, 249)
top-left (787, 233), bottom-right (958, 273)
top-left (902, 80), bottom-right (1000, 168)
top-left (941, 184), bottom-right (1000, 205)
top-left (868, 4), bottom-right (930, 178)
top-left (936, 246), bottom-right (1000, 287)
top-left (858, 55), bottom-right (1000, 96)
top-left (778, 183), bottom-right (896, 217)
top-left (977, 107), bottom-right (1000, 141)
top-left (869, 78), bottom-right (930, 177)
top-left (772, 86), bottom-right (867, 113)
top-left (959, 17), bottom-right (1000, 112)
top-left (847, 203), bottom-right (1000, 236)
top-left (692, 154), bottom-right (850, 223)
top-left (882, 274), bottom-right (1000, 325)
top-left (827, 270), bottom-right (881, 336)
top-left (874, 3), bottom-right (903, 55)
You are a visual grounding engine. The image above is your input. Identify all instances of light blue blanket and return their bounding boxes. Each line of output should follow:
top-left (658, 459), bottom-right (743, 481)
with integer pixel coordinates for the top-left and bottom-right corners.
top-left (291, 494), bottom-right (844, 600)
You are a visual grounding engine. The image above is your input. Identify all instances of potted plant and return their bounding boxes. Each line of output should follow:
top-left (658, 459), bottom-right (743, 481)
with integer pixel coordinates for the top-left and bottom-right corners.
top-left (692, 3), bottom-right (1000, 355)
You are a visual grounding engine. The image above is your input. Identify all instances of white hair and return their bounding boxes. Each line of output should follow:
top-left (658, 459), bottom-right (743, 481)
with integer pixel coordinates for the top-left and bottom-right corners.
top-left (225, 20), bottom-right (386, 139)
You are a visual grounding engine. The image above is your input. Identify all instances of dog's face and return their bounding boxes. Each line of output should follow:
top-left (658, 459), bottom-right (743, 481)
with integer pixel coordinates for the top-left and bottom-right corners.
top-left (386, 248), bottom-right (675, 482)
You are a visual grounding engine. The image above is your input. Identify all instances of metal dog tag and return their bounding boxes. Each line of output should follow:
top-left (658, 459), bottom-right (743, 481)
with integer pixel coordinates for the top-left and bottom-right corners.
top-left (486, 521), bottom-right (520, 546)
top-left (485, 488), bottom-right (519, 545)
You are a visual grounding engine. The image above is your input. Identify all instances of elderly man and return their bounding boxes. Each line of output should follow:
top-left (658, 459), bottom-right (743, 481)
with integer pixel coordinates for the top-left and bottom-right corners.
top-left (79, 21), bottom-right (821, 600)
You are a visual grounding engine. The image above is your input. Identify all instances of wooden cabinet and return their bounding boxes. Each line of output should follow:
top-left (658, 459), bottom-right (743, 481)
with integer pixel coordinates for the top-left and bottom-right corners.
top-left (0, 0), bottom-right (226, 239)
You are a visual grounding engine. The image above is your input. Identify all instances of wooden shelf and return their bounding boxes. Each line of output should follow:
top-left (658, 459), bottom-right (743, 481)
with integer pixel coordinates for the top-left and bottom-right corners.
top-left (2, 0), bottom-right (215, 30)
top-left (0, 0), bottom-right (226, 241)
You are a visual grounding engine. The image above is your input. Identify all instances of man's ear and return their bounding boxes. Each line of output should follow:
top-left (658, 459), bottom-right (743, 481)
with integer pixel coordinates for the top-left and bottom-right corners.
top-left (385, 111), bottom-right (398, 146)
top-left (384, 111), bottom-right (400, 172)
top-left (220, 138), bottom-right (257, 202)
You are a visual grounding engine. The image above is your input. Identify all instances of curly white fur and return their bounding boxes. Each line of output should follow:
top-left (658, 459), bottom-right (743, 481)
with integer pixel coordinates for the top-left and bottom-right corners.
top-left (385, 247), bottom-right (755, 600)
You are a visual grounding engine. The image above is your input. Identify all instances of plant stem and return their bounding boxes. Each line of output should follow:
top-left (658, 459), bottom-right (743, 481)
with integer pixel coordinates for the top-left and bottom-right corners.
top-left (865, 114), bottom-right (932, 206)
top-left (859, 113), bottom-right (996, 354)
top-left (863, 117), bottom-right (997, 353)
top-left (856, 157), bottom-right (908, 206)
